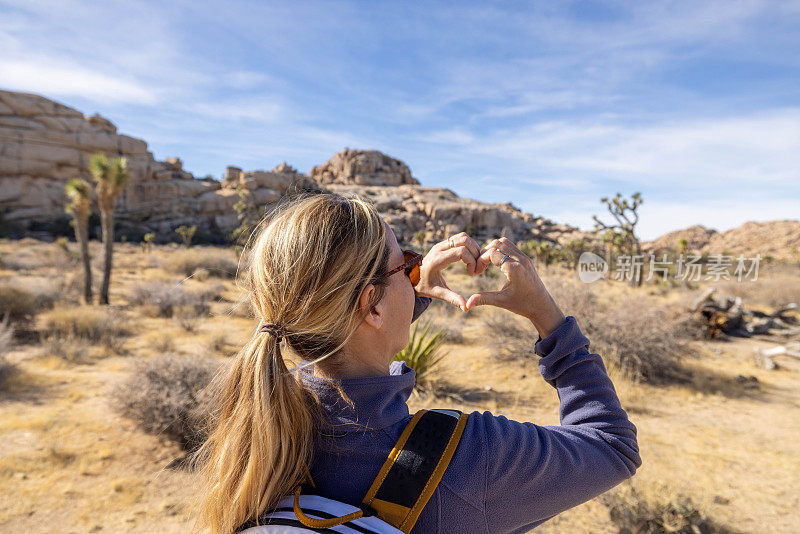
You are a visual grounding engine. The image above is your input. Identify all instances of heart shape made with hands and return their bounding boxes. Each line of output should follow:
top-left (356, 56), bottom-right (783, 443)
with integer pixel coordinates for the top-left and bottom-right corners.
top-left (415, 236), bottom-right (516, 314)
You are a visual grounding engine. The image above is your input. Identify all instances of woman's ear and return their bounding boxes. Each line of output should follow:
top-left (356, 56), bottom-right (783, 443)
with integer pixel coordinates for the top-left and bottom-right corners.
top-left (359, 283), bottom-right (384, 329)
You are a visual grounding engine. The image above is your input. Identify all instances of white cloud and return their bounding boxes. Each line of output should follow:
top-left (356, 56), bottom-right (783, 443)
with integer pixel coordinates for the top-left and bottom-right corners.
top-left (0, 57), bottom-right (159, 104)
top-left (457, 110), bottom-right (800, 188)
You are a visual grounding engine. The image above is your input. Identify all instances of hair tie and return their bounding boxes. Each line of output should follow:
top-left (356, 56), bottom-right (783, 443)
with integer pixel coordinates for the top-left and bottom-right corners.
top-left (259, 322), bottom-right (287, 341)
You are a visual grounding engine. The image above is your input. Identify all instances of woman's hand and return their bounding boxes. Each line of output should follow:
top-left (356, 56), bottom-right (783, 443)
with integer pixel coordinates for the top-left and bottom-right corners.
top-left (464, 237), bottom-right (566, 338)
top-left (413, 232), bottom-right (483, 313)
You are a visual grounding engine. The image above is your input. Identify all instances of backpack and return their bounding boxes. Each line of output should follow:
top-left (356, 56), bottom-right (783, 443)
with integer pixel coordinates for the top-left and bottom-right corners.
top-left (239, 408), bottom-right (469, 534)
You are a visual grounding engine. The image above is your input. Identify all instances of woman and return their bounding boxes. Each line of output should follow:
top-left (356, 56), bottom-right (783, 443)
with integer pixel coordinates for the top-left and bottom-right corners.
top-left (193, 192), bottom-right (641, 534)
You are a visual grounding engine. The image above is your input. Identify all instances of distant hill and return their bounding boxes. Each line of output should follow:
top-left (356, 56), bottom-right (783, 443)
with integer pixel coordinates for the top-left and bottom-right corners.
top-left (643, 220), bottom-right (800, 261)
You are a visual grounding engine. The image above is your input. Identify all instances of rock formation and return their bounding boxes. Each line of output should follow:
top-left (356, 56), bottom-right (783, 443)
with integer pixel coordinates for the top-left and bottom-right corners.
top-left (320, 183), bottom-right (589, 247)
top-left (0, 89), bottom-right (595, 248)
top-left (310, 149), bottom-right (420, 186)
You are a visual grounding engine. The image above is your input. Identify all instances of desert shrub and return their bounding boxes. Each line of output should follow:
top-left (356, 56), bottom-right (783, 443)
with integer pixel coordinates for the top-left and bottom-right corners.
top-left (601, 485), bottom-right (732, 534)
top-left (111, 354), bottom-right (220, 451)
top-left (586, 298), bottom-right (689, 384)
top-left (0, 284), bottom-right (38, 322)
top-left (129, 281), bottom-right (210, 323)
top-left (41, 305), bottom-right (128, 344)
top-left (0, 281), bottom-right (57, 323)
top-left (546, 277), bottom-right (597, 321)
top-left (39, 335), bottom-right (90, 363)
top-left (0, 244), bottom-right (60, 271)
top-left (175, 305), bottom-right (206, 332)
top-left (475, 276), bottom-right (597, 360)
top-left (161, 248), bottom-right (238, 279)
top-left (194, 282), bottom-right (228, 303)
top-left (393, 320), bottom-right (448, 390)
top-left (482, 289), bottom-right (687, 384)
top-left (441, 322), bottom-right (466, 344)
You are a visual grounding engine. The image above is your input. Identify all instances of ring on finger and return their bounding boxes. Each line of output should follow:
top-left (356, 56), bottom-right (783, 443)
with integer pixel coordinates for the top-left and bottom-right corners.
top-left (448, 236), bottom-right (455, 249)
top-left (498, 250), bottom-right (510, 266)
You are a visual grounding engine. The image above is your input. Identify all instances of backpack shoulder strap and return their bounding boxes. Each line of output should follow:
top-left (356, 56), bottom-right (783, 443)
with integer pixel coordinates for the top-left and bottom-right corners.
top-left (361, 408), bottom-right (469, 534)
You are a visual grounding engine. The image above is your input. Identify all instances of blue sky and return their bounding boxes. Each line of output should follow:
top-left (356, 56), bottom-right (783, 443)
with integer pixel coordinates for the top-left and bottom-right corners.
top-left (1, 1), bottom-right (798, 240)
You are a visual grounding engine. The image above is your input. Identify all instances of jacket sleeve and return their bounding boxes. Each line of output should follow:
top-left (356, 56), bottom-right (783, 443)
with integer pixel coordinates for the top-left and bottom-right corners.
top-left (475, 315), bottom-right (642, 533)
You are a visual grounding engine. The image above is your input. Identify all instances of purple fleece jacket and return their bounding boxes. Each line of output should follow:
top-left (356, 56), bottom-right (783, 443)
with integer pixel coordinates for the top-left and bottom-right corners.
top-left (302, 314), bottom-right (642, 533)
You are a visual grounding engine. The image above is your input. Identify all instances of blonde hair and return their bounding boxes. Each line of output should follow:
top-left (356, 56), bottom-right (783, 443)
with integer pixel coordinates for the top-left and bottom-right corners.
top-left (190, 192), bottom-right (392, 534)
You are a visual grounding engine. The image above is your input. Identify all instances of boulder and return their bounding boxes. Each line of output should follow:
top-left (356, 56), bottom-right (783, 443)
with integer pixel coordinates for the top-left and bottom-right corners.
top-left (310, 148), bottom-right (420, 186)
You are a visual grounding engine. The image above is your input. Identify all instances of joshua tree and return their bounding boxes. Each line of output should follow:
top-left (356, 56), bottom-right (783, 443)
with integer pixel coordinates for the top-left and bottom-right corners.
top-left (231, 186), bottom-right (257, 245)
top-left (89, 153), bottom-right (131, 305)
top-left (561, 238), bottom-right (588, 269)
top-left (175, 225), bottom-right (197, 247)
top-left (520, 239), bottom-right (554, 268)
top-left (677, 237), bottom-right (689, 256)
top-left (141, 232), bottom-right (155, 254)
top-left (65, 178), bottom-right (93, 304)
top-left (593, 192), bottom-right (644, 287)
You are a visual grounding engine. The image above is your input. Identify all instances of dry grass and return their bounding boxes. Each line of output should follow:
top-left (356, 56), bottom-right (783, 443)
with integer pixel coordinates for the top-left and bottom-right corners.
top-left (39, 305), bottom-right (129, 357)
top-left (160, 248), bottom-right (239, 279)
top-left (41, 305), bottom-right (128, 342)
top-left (0, 280), bottom-right (58, 323)
top-left (713, 263), bottom-right (800, 308)
top-left (0, 239), bottom-right (69, 271)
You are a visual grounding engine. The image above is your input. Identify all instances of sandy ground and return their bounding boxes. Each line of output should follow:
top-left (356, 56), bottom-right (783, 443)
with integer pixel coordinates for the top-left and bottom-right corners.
top-left (1, 240), bottom-right (798, 533)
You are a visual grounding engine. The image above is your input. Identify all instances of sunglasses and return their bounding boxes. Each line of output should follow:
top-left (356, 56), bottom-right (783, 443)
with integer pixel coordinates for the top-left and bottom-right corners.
top-left (384, 250), bottom-right (423, 286)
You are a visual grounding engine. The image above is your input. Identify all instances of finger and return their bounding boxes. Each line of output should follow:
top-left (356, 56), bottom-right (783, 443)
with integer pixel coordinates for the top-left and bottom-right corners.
top-left (480, 240), bottom-right (525, 270)
top-left (426, 244), bottom-right (476, 275)
top-left (492, 237), bottom-right (527, 264)
top-left (451, 245), bottom-right (478, 276)
top-left (447, 232), bottom-right (481, 265)
top-left (476, 244), bottom-right (512, 272)
top-left (438, 234), bottom-right (480, 276)
top-left (463, 237), bottom-right (482, 272)
top-left (480, 238), bottom-right (500, 255)
top-left (475, 239), bottom-right (500, 271)
top-left (452, 232), bottom-right (481, 260)
top-left (428, 285), bottom-right (468, 312)
top-left (465, 290), bottom-right (503, 310)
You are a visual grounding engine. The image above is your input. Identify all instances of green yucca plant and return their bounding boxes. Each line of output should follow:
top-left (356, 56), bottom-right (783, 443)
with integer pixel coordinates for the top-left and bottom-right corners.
top-left (393, 319), bottom-right (448, 390)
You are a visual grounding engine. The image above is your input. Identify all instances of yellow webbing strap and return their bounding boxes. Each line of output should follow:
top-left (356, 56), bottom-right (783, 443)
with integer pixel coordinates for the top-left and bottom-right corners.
top-left (292, 485), bottom-right (366, 529)
top-left (362, 409), bottom-right (470, 533)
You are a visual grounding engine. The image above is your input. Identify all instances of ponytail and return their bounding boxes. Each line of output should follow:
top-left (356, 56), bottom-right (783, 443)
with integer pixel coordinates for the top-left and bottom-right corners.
top-left (192, 329), bottom-right (319, 534)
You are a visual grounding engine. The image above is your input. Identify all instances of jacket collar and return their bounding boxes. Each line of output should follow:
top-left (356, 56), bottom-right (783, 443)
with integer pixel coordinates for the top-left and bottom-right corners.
top-left (300, 360), bottom-right (416, 431)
